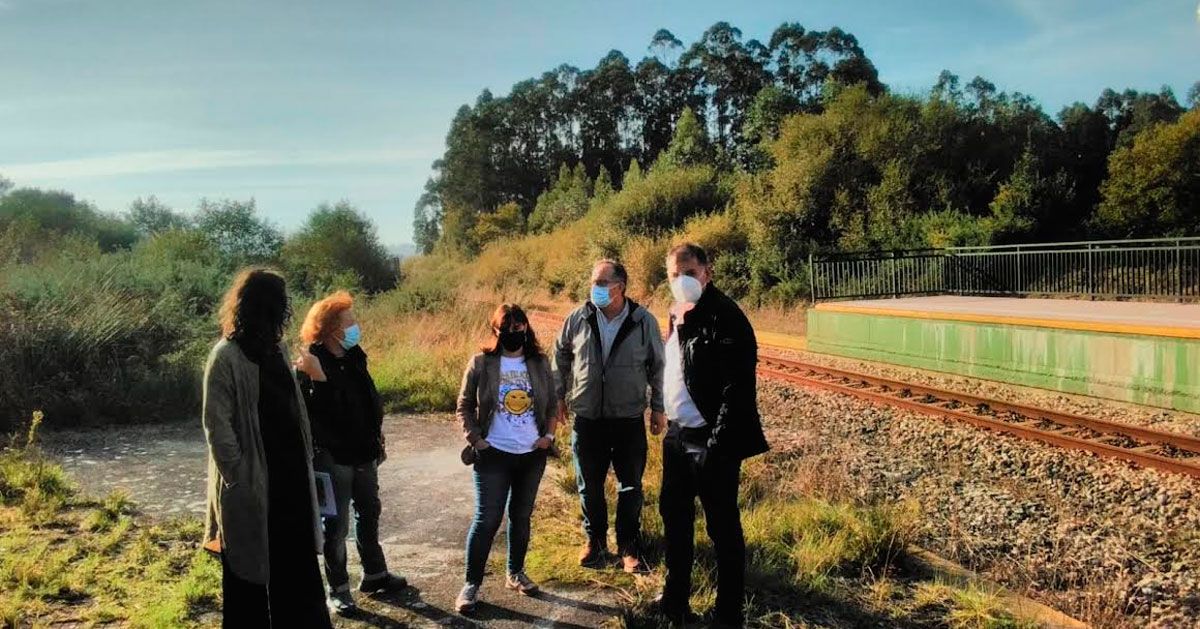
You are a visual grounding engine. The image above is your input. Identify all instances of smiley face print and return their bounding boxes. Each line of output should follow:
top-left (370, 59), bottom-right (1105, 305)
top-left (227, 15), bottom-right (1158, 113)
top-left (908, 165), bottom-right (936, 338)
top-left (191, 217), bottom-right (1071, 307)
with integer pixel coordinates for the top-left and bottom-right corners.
top-left (504, 388), bottom-right (533, 415)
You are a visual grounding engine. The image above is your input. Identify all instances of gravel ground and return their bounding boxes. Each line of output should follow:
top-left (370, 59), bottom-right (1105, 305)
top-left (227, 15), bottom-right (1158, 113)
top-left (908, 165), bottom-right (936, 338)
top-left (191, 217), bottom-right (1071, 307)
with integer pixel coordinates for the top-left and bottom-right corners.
top-left (771, 349), bottom-right (1200, 438)
top-left (755, 378), bottom-right (1200, 628)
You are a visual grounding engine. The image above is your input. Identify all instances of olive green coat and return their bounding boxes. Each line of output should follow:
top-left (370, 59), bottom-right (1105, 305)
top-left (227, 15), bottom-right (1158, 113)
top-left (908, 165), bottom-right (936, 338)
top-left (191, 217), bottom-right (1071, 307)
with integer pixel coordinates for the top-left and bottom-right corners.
top-left (201, 338), bottom-right (322, 585)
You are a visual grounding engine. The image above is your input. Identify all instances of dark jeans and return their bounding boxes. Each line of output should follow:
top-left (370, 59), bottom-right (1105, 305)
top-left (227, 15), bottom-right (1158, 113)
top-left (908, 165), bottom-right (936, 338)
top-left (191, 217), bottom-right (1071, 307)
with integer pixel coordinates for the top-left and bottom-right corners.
top-left (659, 423), bottom-right (745, 626)
top-left (465, 448), bottom-right (547, 585)
top-left (314, 451), bottom-right (388, 592)
top-left (572, 415), bottom-right (647, 553)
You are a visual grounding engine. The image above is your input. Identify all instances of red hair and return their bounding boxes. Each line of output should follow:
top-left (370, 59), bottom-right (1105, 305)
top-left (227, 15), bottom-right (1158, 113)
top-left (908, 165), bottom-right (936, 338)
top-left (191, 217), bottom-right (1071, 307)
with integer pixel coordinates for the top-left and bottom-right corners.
top-left (300, 290), bottom-right (354, 345)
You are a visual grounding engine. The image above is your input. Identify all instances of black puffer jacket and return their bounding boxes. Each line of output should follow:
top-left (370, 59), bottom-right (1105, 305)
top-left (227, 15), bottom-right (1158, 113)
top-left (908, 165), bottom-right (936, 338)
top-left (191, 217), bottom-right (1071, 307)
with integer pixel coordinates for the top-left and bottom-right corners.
top-left (671, 283), bottom-right (769, 461)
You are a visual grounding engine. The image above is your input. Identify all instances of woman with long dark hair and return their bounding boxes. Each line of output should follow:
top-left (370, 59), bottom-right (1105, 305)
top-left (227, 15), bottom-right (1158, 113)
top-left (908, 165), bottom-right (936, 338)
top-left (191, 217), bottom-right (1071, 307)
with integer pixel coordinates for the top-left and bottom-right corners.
top-left (201, 268), bottom-right (332, 627)
top-left (454, 304), bottom-right (559, 614)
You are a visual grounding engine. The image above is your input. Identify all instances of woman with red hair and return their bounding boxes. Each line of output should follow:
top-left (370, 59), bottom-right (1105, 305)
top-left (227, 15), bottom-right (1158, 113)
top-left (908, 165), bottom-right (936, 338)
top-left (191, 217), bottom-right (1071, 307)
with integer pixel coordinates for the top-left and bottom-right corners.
top-left (294, 290), bottom-right (406, 615)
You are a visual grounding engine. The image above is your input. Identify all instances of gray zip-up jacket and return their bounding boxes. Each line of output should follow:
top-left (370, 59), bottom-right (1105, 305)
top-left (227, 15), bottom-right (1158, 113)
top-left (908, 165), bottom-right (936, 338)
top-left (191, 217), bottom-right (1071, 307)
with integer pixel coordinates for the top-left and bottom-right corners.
top-left (553, 299), bottom-right (665, 420)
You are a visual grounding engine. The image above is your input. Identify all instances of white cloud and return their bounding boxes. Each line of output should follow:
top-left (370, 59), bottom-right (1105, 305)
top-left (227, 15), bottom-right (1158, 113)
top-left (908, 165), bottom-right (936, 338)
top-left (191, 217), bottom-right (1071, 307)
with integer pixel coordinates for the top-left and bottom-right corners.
top-left (0, 148), bottom-right (436, 181)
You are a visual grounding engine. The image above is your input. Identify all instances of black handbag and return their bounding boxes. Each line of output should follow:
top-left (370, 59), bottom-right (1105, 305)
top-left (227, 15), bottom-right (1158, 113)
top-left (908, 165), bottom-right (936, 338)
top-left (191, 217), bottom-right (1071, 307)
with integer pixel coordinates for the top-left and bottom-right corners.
top-left (460, 444), bottom-right (479, 466)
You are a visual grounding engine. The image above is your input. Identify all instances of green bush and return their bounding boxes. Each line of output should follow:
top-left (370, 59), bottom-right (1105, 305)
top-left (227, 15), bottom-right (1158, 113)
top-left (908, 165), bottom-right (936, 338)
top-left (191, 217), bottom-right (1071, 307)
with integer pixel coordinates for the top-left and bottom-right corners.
top-left (0, 232), bottom-right (228, 430)
top-left (280, 200), bottom-right (398, 295)
top-left (0, 188), bottom-right (136, 254)
top-left (607, 163), bottom-right (725, 236)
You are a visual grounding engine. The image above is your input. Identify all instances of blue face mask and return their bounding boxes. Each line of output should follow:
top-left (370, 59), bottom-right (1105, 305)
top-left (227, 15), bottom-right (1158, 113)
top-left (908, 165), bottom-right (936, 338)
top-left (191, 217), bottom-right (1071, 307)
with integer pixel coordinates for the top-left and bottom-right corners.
top-left (340, 324), bottom-right (361, 350)
top-left (590, 285), bottom-right (612, 309)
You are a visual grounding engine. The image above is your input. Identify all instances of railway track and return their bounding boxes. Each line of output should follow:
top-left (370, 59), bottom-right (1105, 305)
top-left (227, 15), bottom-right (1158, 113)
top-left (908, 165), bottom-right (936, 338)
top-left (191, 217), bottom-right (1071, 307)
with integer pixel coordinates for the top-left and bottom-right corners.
top-left (526, 309), bottom-right (1200, 479)
top-left (758, 354), bottom-right (1200, 479)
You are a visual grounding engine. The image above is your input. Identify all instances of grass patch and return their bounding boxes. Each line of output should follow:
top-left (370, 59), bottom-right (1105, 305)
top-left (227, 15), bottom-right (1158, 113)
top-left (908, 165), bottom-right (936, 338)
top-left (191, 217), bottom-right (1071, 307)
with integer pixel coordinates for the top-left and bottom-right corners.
top-left (359, 298), bottom-right (492, 413)
top-left (0, 416), bottom-right (220, 627)
top-left (522, 417), bottom-right (933, 627)
top-left (913, 581), bottom-right (1041, 629)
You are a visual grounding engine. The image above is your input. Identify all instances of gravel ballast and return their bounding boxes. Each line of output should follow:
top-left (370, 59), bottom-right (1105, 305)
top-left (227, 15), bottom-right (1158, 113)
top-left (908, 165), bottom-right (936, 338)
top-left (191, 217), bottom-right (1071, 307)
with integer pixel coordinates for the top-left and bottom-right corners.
top-left (771, 349), bottom-right (1200, 438)
top-left (756, 375), bottom-right (1200, 628)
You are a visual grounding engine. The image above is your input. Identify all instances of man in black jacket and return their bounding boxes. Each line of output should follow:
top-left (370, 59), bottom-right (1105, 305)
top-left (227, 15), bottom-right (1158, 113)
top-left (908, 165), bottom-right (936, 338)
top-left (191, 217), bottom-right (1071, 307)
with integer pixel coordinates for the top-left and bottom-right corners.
top-left (656, 243), bottom-right (769, 628)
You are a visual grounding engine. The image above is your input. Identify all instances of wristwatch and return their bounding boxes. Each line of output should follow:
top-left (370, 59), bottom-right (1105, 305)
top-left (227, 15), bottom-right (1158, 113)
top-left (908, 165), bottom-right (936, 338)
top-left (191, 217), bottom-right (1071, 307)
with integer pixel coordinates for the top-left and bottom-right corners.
top-left (543, 433), bottom-right (555, 442)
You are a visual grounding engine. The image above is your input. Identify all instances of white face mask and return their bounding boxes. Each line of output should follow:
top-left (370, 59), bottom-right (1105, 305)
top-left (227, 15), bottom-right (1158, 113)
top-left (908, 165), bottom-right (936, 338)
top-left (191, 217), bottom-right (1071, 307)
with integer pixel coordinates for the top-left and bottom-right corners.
top-left (670, 275), bottom-right (704, 304)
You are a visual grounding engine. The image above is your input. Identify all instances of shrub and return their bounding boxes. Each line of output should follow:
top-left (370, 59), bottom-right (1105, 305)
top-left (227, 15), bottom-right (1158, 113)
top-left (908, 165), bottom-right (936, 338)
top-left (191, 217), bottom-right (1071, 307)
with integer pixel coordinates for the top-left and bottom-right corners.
top-left (0, 234), bottom-right (227, 429)
top-left (622, 235), bottom-right (670, 301)
top-left (607, 163), bottom-right (724, 236)
top-left (280, 200), bottom-right (398, 295)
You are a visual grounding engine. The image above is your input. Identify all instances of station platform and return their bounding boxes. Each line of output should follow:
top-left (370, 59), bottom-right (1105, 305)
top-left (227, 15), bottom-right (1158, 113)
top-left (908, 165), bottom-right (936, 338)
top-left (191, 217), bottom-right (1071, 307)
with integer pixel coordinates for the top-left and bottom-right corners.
top-left (806, 296), bottom-right (1200, 414)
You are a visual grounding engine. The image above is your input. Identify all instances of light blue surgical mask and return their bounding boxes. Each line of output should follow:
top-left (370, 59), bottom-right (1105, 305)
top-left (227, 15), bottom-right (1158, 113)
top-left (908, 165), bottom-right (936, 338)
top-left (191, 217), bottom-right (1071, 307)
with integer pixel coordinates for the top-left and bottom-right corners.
top-left (340, 324), bottom-right (361, 350)
top-left (590, 285), bottom-right (612, 309)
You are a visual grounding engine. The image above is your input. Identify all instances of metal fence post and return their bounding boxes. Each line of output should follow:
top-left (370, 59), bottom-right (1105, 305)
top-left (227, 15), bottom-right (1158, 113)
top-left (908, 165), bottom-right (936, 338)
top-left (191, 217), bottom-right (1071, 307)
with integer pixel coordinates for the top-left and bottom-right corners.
top-left (808, 252), bottom-right (817, 304)
top-left (1087, 243), bottom-right (1094, 297)
top-left (1176, 239), bottom-right (1183, 300)
top-left (891, 252), bottom-right (899, 298)
top-left (1014, 245), bottom-right (1022, 294)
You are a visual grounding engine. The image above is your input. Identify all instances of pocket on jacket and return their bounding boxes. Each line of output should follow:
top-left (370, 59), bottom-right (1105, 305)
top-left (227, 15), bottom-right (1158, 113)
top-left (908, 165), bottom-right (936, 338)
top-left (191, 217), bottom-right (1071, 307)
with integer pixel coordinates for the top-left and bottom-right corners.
top-left (218, 479), bottom-right (265, 554)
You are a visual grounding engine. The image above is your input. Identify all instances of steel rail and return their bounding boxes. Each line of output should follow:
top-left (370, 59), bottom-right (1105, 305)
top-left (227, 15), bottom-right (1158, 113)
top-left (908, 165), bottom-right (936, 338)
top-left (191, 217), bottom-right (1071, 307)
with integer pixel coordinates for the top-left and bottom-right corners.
top-left (758, 354), bottom-right (1200, 479)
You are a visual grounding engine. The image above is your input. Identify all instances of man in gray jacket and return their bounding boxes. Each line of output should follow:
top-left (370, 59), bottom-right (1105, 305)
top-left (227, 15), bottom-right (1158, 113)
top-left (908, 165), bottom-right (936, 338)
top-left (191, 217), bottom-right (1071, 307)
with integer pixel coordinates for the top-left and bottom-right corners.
top-left (554, 259), bottom-right (666, 573)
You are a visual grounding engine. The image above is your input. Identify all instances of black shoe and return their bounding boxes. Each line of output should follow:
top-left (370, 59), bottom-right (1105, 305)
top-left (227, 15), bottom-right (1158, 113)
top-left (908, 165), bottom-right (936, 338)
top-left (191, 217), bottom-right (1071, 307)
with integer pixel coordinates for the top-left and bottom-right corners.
top-left (579, 538), bottom-right (608, 568)
top-left (358, 572), bottom-right (408, 594)
top-left (651, 593), bottom-right (700, 625)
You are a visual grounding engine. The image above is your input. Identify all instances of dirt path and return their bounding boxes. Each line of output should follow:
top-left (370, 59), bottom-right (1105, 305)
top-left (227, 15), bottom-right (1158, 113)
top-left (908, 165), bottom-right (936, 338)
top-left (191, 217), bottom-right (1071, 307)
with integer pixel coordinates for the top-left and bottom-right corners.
top-left (44, 415), bottom-right (620, 628)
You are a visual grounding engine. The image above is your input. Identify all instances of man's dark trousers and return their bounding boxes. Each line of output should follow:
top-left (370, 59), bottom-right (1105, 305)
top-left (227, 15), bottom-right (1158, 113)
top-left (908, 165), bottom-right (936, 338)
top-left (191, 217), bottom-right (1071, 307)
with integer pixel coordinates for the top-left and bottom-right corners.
top-left (659, 422), bottom-right (745, 626)
top-left (572, 415), bottom-right (647, 553)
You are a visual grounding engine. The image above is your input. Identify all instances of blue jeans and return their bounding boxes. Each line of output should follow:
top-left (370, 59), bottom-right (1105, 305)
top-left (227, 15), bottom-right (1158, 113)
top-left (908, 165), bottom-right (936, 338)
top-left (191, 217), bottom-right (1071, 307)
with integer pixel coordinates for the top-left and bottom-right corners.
top-left (314, 450), bottom-right (388, 593)
top-left (464, 448), bottom-right (547, 585)
top-left (572, 416), bottom-right (647, 553)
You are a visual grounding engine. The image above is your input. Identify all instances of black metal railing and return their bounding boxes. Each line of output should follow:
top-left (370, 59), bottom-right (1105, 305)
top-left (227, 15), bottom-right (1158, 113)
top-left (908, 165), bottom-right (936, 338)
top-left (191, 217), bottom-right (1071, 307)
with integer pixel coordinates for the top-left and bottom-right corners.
top-left (810, 237), bottom-right (1200, 302)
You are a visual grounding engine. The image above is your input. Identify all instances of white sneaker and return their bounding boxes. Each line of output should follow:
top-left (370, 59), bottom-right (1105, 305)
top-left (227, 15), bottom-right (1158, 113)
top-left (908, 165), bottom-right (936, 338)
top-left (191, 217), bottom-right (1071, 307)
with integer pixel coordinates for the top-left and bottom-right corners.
top-left (505, 571), bottom-right (539, 595)
top-left (456, 583), bottom-right (480, 614)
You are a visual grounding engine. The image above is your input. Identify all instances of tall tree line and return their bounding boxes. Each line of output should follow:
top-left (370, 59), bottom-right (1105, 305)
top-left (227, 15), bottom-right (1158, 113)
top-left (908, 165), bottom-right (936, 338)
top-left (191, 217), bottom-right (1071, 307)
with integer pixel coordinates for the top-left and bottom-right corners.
top-left (413, 21), bottom-right (881, 253)
top-left (414, 20), bottom-right (1198, 255)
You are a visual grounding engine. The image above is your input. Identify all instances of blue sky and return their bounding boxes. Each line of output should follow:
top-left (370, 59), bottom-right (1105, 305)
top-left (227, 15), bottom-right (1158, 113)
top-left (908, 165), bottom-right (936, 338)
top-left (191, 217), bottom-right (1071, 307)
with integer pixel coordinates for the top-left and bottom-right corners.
top-left (1, 0), bottom-right (1197, 248)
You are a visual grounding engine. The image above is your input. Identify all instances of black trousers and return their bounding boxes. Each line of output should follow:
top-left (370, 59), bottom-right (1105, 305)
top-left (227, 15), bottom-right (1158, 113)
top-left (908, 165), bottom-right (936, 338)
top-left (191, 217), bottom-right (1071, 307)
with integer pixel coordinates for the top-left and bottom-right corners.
top-left (220, 468), bottom-right (332, 628)
top-left (658, 423), bottom-right (745, 626)
top-left (221, 536), bottom-right (332, 628)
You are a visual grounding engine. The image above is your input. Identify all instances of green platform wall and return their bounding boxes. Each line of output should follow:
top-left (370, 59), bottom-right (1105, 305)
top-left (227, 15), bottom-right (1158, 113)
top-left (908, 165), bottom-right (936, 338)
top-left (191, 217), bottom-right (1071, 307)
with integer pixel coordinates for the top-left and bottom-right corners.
top-left (806, 309), bottom-right (1200, 414)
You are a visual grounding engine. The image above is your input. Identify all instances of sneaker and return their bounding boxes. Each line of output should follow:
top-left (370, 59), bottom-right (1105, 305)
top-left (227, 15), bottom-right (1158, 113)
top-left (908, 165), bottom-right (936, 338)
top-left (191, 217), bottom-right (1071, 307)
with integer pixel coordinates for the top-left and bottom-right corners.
top-left (327, 590), bottom-right (357, 616)
top-left (505, 571), bottom-right (540, 595)
top-left (358, 572), bottom-right (408, 594)
top-left (578, 538), bottom-right (608, 568)
top-left (455, 583), bottom-right (480, 614)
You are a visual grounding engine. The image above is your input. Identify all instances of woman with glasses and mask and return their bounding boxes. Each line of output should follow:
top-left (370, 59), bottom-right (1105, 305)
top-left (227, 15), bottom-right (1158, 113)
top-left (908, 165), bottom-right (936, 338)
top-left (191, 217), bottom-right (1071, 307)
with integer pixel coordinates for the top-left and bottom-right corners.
top-left (294, 290), bottom-right (407, 616)
top-left (201, 268), bottom-right (332, 627)
top-left (454, 304), bottom-right (559, 614)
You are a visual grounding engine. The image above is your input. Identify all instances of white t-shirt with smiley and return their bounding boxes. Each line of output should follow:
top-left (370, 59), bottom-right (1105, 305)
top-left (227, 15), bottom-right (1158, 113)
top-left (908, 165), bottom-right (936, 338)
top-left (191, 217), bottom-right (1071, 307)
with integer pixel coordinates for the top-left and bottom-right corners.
top-left (487, 355), bottom-right (540, 454)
